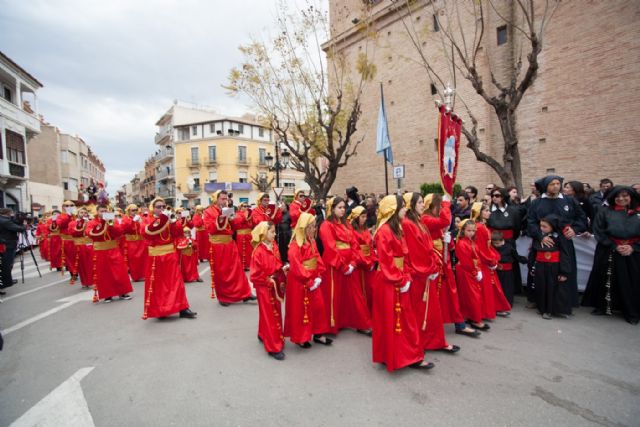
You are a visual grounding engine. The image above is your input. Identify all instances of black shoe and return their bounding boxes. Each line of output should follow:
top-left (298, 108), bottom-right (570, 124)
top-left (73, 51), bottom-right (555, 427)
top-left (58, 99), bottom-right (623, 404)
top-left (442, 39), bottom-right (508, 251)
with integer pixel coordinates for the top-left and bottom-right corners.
top-left (11, 279), bottom-right (17, 285)
top-left (0, 290), bottom-right (6, 295)
top-left (104, 297), bottom-right (113, 303)
top-left (591, 309), bottom-right (606, 316)
top-left (297, 342), bottom-right (312, 349)
top-left (120, 294), bottom-right (132, 300)
top-left (179, 308), bottom-right (197, 318)
top-left (56, 267), bottom-right (62, 272)
top-left (313, 335), bottom-right (333, 346)
top-left (243, 295), bottom-right (257, 302)
top-left (455, 328), bottom-right (481, 338)
top-left (409, 360), bottom-right (435, 370)
top-left (496, 311), bottom-right (511, 318)
top-left (196, 278), bottom-right (203, 282)
top-left (269, 351), bottom-right (285, 361)
top-left (469, 322), bottom-right (490, 331)
top-left (258, 336), bottom-right (263, 342)
top-left (626, 317), bottom-right (639, 325)
top-left (438, 344), bottom-right (461, 354)
top-left (219, 301), bottom-right (230, 307)
top-left (356, 329), bottom-right (372, 337)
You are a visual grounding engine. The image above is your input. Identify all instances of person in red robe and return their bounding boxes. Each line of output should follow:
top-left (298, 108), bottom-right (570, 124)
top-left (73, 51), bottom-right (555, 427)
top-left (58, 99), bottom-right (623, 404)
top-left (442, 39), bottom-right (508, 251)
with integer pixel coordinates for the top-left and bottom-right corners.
top-left (120, 204), bottom-right (148, 282)
top-left (402, 192), bottom-right (459, 354)
top-left (59, 201), bottom-right (77, 281)
top-left (250, 193), bottom-right (283, 226)
top-left (192, 205), bottom-right (209, 262)
top-left (176, 227), bottom-right (202, 283)
top-left (35, 216), bottom-right (50, 261)
top-left (285, 212), bottom-right (332, 347)
top-left (250, 221), bottom-right (288, 360)
top-left (373, 195), bottom-right (434, 372)
top-left (348, 206), bottom-right (377, 312)
top-left (85, 205), bottom-right (133, 303)
top-left (455, 219), bottom-right (489, 329)
top-left (318, 196), bottom-right (371, 335)
top-left (232, 202), bottom-right (253, 270)
top-left (47, 210), bottom-right (64, 271)
top-left (471, 202), bottom-right (512, 320)
top-left (422, 194), bottom-right (480, 338)
top-left (142, 197), bottom-right (197, 319)
top-left (68, 207), bottom-right (93, 288)
top-left (289, 189), bottom-right (315, 229)
top-left (204, 190), bottom-right (254, 306)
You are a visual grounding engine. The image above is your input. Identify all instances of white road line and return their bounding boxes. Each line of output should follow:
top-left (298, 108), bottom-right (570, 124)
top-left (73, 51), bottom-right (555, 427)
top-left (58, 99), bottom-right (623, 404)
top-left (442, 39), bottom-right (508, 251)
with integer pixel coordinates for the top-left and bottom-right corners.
top-left (1, 292), bottom-right (92, 335)
top-left (9, 367), bottom-right (95, 427)
top-left (1, 277), bottom-right (70, 302)
top-left (198, 266), bottom-right (210, 276)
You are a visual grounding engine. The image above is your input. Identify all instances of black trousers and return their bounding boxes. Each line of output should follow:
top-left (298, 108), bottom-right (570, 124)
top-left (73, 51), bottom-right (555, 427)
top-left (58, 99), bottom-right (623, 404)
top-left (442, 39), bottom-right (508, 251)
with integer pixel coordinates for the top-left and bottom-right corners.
top-left (0, 244), bottom-right (17, 289)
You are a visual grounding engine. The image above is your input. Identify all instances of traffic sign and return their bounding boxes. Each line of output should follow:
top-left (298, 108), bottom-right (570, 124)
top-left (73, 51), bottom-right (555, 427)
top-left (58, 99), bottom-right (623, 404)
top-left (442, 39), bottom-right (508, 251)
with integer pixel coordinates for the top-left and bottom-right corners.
top-left (393, 165), bottom-right (405, 179)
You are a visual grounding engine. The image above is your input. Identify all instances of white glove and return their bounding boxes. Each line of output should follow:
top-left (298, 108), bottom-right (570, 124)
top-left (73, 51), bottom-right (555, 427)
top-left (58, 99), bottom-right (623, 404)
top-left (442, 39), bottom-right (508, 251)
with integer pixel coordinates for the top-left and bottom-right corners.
top-left (428, 273), bottom-right (439, 281)
top-left (476, 271), bottom-right (483, 282)
top-left (345, 264), bottom-right (355, 275)
top-left (443, 232), bottom-right (452, 244)
top-left (133, 215), bottom-right (141, 222)
top-left (489, 265), bottom-right (498, 271)
top-left (282, 263), bottom-right (290, 272)
top-left (163, 210), bottom-right (171, 217)
top-left (400, 281), bottom-right (411, 293)
top-left (170, 218), bottom-right (177, 223)
top-left (310, 277), bottom-right (322, 291)
top-left (443, 194), bottom-right (451, 202)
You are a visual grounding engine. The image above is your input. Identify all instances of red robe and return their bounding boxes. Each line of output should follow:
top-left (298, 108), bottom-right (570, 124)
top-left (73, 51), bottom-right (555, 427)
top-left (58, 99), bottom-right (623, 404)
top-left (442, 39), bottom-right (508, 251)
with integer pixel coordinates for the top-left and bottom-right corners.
top-left (36, 222), bottom-right (50, 261)
top-left (59, 213), bottom-right (76, 276)
top-left (476, 223), bottom-right (511, 318)
top-left (455, 238), bottom-right (484, 323)
top-left (352, 227), bottom-right (377, 312)
top-left (402, 218), bottom-right (448, 351)
top-left (231, 210), bottom-right (253, 270)
top-left (372, 224), bottom-right (423, 372)
top-left (85, 218), bottom-right (133, 301)
top-left (120, 215), bottom-right (148, 281)
top-left (47, 219), bottom-right (63, 269)
top-left (250, 242), bottom-right (285, 354)
top-left (142, 215), bottom-right (190, 319)
top-left (319, 219), bottom-right (371, 334)
top-left (421, 201), bottom-right (465, 324)
top-left (250, 204), bottom-right (283, 226)
top-left (285, 240), bottom-right (329, 343)
top-left (176, 237), bottom-right (200, 283)
top-left (192, 213), bottom-right (209, 261)
top-left (204, 205), bottom-right (251, 303)
top-left (289, 199), bottom-right (315, 229)
top-left (69, 218), bottom-right (93, 286)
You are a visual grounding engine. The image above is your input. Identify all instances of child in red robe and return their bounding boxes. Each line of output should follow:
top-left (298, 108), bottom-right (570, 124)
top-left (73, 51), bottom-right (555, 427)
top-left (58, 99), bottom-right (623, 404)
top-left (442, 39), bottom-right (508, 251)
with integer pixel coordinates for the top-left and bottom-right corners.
top-left (177, 227), bottom-right (201, 283)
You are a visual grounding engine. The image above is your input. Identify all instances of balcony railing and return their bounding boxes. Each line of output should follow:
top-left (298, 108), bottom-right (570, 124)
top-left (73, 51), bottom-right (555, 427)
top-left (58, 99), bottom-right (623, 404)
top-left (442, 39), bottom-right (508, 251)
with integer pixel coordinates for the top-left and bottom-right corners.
top-left (157, 186), bottom-right (175, 198)
top-left (156, 148), bottom-right (174, 162)
top-left (184, 185), bottom-right (202, 196)
top-left (155, 126), bottom-right (172, 144)
top-left (0, 97), bottom-right (40, 134)
top-left (237, 156), bottom-right (250, 165)
top-left (156, 168), bottom-right (174, 181)
top-left (8, 162), bottom-right (26, 178)
top-left (205, 157), bottom-right (217, 166)
top-left (187, 159), bottom-right (200, 168)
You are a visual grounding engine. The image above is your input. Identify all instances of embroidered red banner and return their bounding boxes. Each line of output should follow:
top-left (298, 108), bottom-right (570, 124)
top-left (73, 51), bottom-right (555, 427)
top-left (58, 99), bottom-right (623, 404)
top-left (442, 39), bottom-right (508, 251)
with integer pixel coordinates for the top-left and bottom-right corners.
top-left (437, 105), bottom-right (462, 196)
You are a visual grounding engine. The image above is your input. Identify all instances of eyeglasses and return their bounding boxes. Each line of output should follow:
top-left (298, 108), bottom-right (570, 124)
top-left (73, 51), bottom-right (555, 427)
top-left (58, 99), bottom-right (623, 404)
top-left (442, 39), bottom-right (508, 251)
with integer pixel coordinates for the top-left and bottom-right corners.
top-left (155, 205), bottom-right (166, 209)
top-left (298, 195), bottom-right (306, 198)
top-left (486, 187), bottom-right (493, 191)
top-left (492, 194), bottom-right (502, 198)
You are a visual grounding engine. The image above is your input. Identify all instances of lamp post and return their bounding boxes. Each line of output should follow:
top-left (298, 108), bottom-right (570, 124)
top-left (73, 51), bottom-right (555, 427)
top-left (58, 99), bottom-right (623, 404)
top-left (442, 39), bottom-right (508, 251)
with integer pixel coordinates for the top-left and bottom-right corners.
top-left (264, 144), bottom-right (290, 188)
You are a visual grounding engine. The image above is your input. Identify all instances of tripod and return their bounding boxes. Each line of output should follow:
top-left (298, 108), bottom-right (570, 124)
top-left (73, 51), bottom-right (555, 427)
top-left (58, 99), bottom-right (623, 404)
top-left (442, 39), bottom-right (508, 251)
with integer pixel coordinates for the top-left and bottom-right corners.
top-left (17, 229), bottom-right (42, 284)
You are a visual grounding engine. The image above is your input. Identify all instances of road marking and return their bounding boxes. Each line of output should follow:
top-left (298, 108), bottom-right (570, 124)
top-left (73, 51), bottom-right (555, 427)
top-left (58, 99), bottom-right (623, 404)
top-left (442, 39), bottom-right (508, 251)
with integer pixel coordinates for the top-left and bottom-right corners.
top-left (199, 266), bottom-right (210, 276)
top-left (1, 277), bottom-right (70, 302)
top-left (1, 292), bottom-right (92, 335)
top-left (9, 367), bottom-right (95, 427)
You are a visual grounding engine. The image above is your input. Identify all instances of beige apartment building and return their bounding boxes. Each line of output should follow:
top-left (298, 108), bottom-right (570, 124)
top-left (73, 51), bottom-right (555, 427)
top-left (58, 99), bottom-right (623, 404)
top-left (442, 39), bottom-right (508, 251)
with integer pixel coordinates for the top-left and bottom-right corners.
top-left (327, 0), bottom-right (640, 196)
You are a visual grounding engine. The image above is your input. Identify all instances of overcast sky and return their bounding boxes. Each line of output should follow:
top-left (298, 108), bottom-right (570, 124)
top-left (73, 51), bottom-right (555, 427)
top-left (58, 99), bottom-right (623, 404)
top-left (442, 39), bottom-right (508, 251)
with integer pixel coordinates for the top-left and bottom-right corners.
top-left (0, 0), bottom-right (297, 190)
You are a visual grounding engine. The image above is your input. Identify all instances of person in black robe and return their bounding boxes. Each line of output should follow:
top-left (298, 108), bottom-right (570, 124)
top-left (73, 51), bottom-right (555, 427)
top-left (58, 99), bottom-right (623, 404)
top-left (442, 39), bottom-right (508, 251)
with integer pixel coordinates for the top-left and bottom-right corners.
top-left (488, 187), bottom-right (526, 295)
top-left (563, 181), bottom-right (595, 230)
top-left (491, 231), bottom-right (528, 306)
top-left (532, 215), bottom-right (572, 319)
top-left (582, 186), bottom-right (640, 325)
top-left (277, 202), bottom-right (291, 264)
top-left (527, 175), bottom-right (588, 309)
top-left (345, 186), bottom-right (360, 217)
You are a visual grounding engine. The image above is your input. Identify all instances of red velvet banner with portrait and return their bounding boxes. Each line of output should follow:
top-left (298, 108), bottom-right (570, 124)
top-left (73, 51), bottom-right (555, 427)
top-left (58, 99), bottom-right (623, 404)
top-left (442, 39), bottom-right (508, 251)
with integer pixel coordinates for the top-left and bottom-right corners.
top-left (437, 105), bottom-right (462, 196)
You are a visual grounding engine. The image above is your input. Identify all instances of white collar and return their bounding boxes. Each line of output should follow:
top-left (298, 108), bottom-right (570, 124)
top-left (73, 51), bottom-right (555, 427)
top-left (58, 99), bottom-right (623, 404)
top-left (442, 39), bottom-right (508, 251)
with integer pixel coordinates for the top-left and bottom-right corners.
top-left (491, 205), bottom-right (506, 212)
top-left (542, 193), bottom-right (564, 199)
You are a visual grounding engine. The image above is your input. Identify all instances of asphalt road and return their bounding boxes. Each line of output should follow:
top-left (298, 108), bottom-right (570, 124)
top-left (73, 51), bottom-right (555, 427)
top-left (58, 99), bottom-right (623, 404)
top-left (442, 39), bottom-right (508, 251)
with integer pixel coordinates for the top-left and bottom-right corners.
top-left (0, 254), bottom-right (638, 427)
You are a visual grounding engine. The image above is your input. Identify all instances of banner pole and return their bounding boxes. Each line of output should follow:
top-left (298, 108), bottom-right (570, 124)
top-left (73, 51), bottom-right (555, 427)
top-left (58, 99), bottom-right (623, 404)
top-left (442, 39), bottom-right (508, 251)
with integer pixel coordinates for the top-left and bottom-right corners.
top-left (384, 151), bottom-right (389, 195)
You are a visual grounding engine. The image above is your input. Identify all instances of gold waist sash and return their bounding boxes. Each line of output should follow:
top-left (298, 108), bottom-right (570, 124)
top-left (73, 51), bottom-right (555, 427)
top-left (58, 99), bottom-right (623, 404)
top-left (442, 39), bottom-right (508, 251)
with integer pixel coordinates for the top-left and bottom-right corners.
top-left (61, 235), bottom-right (73, 241)
top-left (209, 235), bottom-right (232, 244)
top-left (360, 244), bottom-right (371, 256)
top-left (302, 257), bottom-right (317, 270)
top-left (236, 229), bottom-right (251, 235)
top-left (433, 238), bottom-right (443, 251)
top-left (148, 243), bottom-right (176, 256)
top-left (335, 241), bottom-right (349, 249)
top-left (377, 256), bottom-right (404, 271)
top-left (74, 237), bottom-right (92, 245)
top-left (49, 230), bottom-right (60, 236)
top-left (93, 240), bottom-right (118, 251)
top-left (196, 226), bottom-right (205, 231)
top-left (125, 234), bottom-right (143, 241)
top-left (181, 247), bottom-right (193, 256)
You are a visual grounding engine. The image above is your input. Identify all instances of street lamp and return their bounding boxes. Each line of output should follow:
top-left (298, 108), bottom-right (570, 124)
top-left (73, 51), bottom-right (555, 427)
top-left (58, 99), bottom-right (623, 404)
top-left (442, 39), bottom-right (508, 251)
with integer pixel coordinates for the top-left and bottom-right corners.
top-left (264, 145), bottom-right (290, 187)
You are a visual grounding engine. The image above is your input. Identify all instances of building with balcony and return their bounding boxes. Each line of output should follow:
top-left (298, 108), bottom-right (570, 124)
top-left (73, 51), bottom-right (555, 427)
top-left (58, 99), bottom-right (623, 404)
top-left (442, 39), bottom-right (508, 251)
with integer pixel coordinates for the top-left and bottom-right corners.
top-left (141, 156), bottom-right (156, 205)
top-left (0, 51), bottom-right (42, 211)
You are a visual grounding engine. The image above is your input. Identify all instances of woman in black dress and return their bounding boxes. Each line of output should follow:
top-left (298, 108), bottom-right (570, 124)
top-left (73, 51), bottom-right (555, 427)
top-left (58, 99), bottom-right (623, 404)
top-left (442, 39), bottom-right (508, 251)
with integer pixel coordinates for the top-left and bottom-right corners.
top-left (583, 186), bottom-right (640, 324)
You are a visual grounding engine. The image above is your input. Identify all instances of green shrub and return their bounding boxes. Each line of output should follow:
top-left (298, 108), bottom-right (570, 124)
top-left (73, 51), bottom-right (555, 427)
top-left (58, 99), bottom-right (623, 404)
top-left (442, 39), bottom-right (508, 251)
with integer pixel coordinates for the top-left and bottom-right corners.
top-left (419, 182), bottom-right (462, 196)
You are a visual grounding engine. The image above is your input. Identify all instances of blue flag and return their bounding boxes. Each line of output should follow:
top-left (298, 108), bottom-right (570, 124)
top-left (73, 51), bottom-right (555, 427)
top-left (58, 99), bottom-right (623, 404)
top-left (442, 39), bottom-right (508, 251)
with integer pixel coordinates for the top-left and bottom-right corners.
top-left (376, 84), bottom-right (393, 165)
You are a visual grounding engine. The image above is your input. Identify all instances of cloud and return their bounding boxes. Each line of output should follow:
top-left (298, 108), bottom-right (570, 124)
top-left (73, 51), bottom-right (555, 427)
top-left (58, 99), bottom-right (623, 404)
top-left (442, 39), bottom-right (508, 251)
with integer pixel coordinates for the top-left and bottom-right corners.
top-left (0, 0), bottom-right (289, 190)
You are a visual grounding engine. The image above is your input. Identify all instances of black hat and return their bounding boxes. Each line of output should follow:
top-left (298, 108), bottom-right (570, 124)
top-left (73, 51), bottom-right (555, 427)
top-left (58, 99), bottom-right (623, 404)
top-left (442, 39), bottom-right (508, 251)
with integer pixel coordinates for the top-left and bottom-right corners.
top-left (605, 185), bottom-right (640, 209)
top-left (540, 214), bottom-right (563, 232)
top-left (346, 186), bottom-right (359, 199)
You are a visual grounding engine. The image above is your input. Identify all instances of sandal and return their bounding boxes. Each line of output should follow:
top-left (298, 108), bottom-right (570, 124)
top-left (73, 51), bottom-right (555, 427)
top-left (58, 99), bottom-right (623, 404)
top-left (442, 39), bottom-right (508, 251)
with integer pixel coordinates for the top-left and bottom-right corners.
top-left (409, 360), bottom-right (435, 370)
top-left (313, 335), bottom-right (333, 346)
